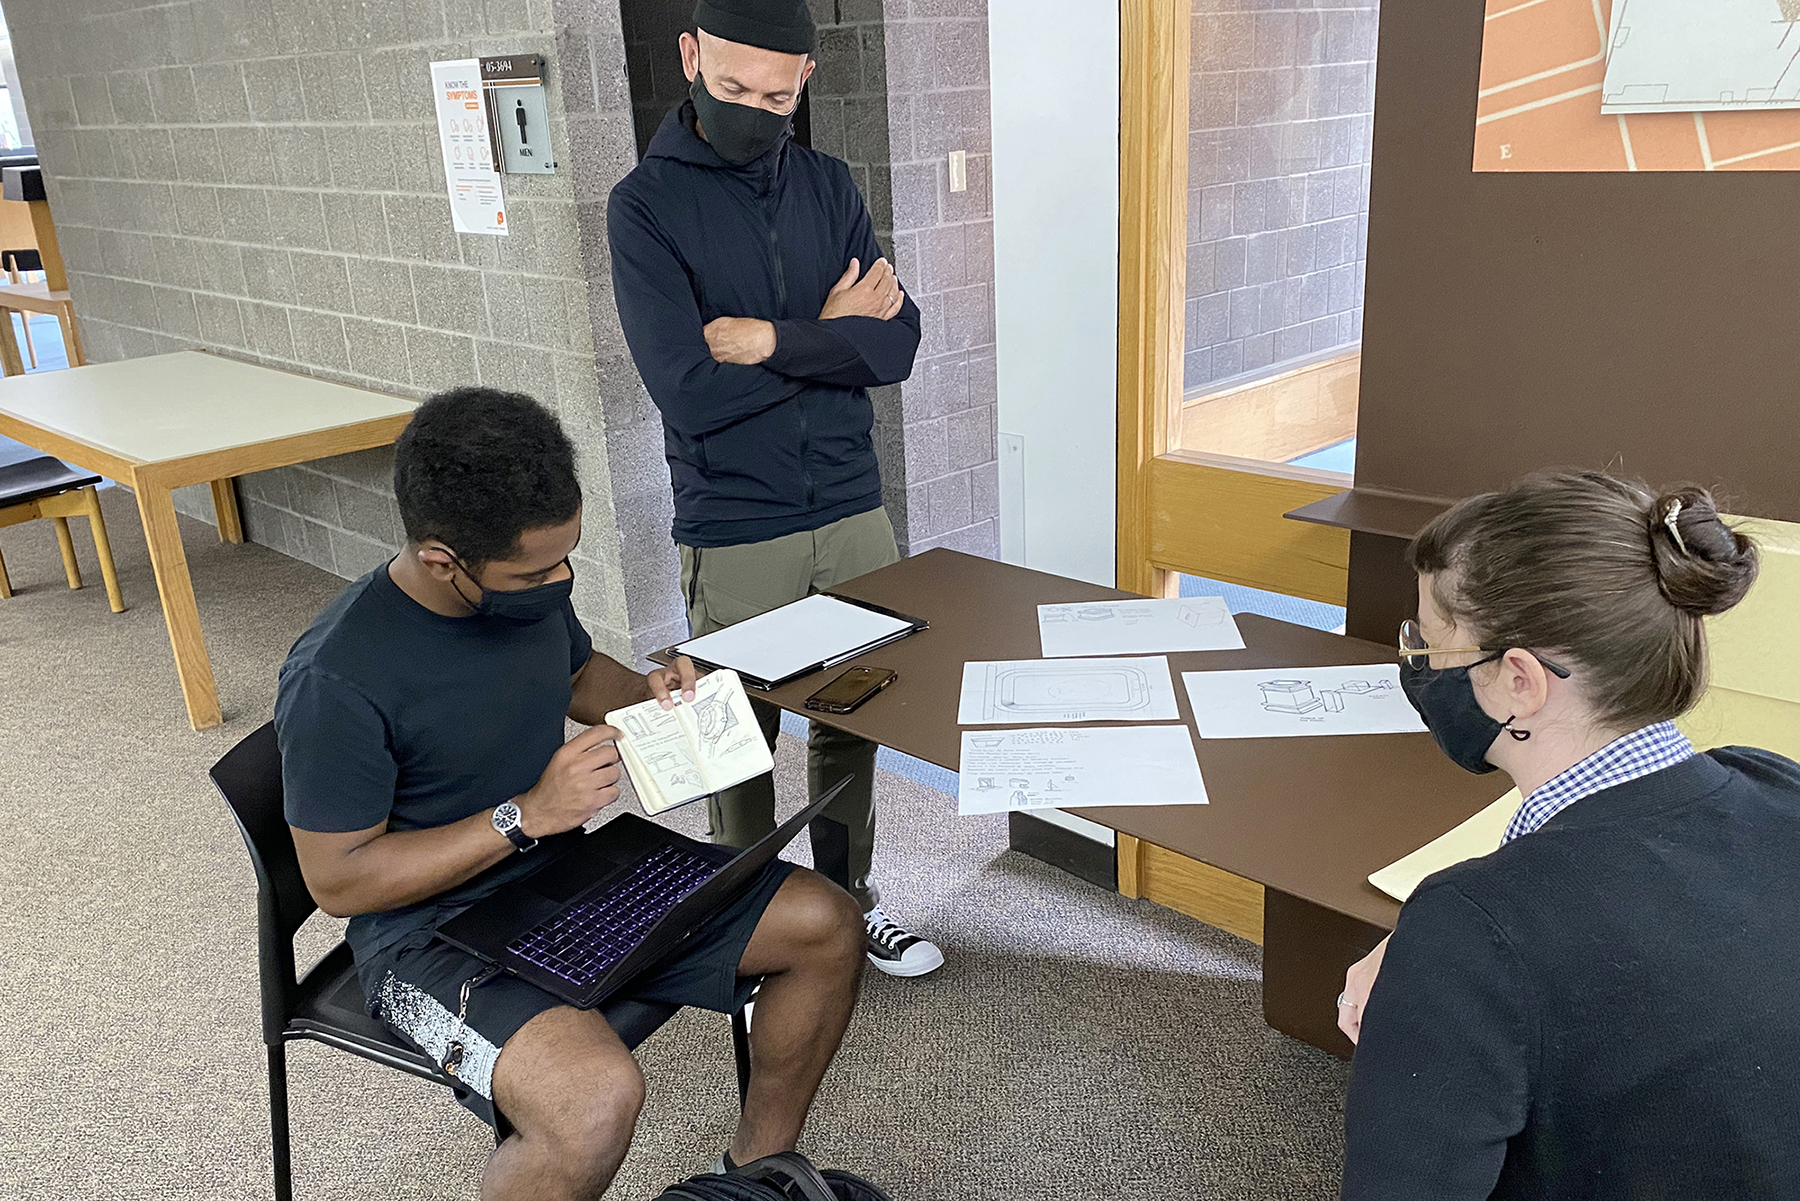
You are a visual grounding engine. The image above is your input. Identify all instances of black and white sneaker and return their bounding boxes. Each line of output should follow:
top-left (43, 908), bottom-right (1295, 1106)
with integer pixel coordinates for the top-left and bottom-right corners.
top-left (864, 906), bottom-right (944, 977)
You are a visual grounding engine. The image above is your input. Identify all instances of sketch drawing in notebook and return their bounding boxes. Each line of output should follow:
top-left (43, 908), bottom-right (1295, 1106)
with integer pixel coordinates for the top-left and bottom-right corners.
top-left (606, 669), bottom-right (774, 814)
top-left (1182, 664), bottom-right (1428, 739)
top-left (1037, 596), bottom-right (1244, 657)
top-left (957, 657), bottom-right (1182, 724)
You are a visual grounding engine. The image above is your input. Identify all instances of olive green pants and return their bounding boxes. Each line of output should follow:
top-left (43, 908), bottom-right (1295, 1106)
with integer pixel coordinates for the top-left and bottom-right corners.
top-left (679, 506), bottom-right (900, 913)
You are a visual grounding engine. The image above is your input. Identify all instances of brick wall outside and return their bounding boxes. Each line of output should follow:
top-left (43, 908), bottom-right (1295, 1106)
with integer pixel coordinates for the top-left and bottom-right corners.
top-left (5, 0), bottom-right (682, 662)
top-left (1185, 0), bottom-right (1377, 391)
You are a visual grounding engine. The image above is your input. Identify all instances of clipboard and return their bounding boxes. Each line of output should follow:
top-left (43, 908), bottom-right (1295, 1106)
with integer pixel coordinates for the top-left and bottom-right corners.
top-left (665, 593), bottom-right (929, 691)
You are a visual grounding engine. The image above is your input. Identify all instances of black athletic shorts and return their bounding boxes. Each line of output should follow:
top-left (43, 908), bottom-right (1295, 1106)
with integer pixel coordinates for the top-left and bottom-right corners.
top-left (359, 860), bottom-right (795, 1128)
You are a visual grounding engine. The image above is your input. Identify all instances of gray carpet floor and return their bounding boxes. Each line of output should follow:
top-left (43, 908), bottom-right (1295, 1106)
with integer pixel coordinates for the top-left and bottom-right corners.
top-left (0, 486), bottom-right (1350, 1200)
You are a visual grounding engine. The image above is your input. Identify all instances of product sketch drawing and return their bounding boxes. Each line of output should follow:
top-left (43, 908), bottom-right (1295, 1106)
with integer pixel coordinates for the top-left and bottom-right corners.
top-left (1037, 596), bottom-right (1245, 657)
top-left (1183, 664), bottom-right (1428, 739)
top-left (957, 726), bottom-right (1209, 816)
top-left (1602, 0), bottom-right (1800, 113)
top-left (605, 669), bottom-right (773, 814)
top-left (957, 657), bottom-right (1182, 724)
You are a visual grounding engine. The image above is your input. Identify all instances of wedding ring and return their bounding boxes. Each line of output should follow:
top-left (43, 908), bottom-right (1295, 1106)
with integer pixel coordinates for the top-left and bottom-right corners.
top-left (1336, 992), bottom-right (1354, 1008)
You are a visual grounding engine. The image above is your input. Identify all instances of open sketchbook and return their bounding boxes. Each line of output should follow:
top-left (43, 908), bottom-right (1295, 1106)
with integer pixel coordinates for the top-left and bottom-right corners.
top-left (605, 670), bottom-right (773, 816)
top-left (1367, 791), bottom-right (1521, 902)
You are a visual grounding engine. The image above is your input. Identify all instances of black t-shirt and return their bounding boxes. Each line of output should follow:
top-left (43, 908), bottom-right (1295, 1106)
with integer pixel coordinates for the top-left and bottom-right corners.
top-left (274, 563), bottom-right (593, 963)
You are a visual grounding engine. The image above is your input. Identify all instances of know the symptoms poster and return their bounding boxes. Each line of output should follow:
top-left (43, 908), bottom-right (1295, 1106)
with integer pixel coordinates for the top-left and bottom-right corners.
top-left (430, 59), bottom-right (508, 235)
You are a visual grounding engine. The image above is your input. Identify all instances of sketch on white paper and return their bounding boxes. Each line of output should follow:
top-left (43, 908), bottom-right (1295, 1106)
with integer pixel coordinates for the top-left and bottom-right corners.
top-left (957, 726), bottom-right (1209, 815)
top-left (1602, 0), bottom-right (1800, 114)
top-left (1256, 675), bottom-right (1397, 715)
top-left (1182, 664), bottom-right (1427, 739)
top-left (1037, 596), bottom-right (1245, 657)
top-left (957, 657), bottom-right (1181, 724)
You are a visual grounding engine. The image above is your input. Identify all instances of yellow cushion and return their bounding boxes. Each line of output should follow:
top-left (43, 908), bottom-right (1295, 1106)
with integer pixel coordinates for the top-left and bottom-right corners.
top-left (1678, 517), bottom-right (1800, 760)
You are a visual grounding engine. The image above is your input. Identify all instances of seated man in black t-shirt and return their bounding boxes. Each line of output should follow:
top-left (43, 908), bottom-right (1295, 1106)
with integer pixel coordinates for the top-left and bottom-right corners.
top-left (274, 387), bottom-right (864, 1201)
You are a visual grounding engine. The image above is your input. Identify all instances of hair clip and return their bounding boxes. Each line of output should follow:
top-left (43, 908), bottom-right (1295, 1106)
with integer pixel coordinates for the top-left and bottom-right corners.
top-left (1663, 498), bottom-right (1688, 555)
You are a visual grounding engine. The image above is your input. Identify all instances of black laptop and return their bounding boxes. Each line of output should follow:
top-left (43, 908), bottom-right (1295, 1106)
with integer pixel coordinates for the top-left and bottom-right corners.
top-left (437, 779), bottom-right (848, 1009)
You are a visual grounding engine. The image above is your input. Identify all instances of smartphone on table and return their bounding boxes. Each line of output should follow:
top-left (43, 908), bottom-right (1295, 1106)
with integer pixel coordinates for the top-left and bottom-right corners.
top-left (804, 666), bottom-right (898, 714)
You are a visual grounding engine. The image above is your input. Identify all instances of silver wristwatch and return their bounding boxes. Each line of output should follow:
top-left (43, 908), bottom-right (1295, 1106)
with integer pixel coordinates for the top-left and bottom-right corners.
top-left (492, 801), bottom-right (538, 853)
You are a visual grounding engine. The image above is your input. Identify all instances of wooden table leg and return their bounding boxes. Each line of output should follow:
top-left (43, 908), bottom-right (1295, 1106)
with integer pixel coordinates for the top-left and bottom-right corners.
top-left (1261, 888), bottom-right (1388, 1061)
top-left (52, 514), bottom-right (83, 589)
top-left (210, 478), bottom-right (244, 543)
top-left (55, 303), bottom-right (86, 366)
top-left (82, 486), bottom-right (125, 612)
top-left (135, 482), bottom-right (223, 730)
top-left (208, 478), bottom-right (244, 543)
top-left (0, 539), bottom-right (11, 597)
top-left (0, 307), bottom-right (24, 377)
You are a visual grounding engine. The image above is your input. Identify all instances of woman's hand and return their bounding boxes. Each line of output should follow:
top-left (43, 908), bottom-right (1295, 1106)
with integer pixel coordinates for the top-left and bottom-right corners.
top-left (646, 656), bottom-right (700, 709)
top-left (1338, 935), bottom-right (1390, 1045)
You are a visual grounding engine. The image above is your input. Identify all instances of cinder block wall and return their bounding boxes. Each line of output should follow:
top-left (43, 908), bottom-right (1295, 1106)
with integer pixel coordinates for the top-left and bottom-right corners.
top-left (6, 0), bottom-right (681, 662)
top-left (809, 0), bottom-right (998, 558)
top-left (1186, 0), bottom-right (1377, 391)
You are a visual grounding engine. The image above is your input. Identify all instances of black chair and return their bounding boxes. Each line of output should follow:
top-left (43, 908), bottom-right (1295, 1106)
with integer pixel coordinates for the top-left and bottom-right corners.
top-left (210, 722), bottom-right (753, 1201)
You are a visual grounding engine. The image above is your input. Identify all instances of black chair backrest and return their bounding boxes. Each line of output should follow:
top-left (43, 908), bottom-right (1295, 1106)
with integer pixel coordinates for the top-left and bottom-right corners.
top-left (209, 721), bottom-right (315, 1043)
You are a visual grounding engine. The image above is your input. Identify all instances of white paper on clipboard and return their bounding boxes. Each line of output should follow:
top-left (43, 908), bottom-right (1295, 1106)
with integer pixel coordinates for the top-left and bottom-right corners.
top-left (675, 594), bottom-right (916, 687)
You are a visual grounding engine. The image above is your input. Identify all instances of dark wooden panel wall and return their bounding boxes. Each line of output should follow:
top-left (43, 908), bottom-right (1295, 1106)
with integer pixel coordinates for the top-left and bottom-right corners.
top-left (1355, 0), bottom-right (1800, 523)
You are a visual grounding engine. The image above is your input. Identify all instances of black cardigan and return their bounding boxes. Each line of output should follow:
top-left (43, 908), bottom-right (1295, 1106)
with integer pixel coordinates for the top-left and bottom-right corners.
top-left (1342, 746), bottom-right (1800, 1200)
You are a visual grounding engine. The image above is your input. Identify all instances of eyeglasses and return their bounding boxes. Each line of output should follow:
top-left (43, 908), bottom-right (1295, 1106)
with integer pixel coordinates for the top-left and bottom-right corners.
top-left (1398, 619), bottom-right (1572, 678)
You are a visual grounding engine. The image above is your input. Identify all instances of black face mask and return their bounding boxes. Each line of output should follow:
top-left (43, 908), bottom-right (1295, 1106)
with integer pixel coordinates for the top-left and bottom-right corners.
top-left (690, 70), bottom-right (793, 165)
top-left (452, 557), bottom-right (574, 625)
top-left (1400, 657), bottom-right (1507, 775)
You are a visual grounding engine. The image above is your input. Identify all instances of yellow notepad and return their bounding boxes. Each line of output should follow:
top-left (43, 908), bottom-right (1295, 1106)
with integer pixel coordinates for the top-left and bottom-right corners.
top-left (605, 670), bottom-right (774, 815)
top-left (1368, 791), bottom-right (1522, 902)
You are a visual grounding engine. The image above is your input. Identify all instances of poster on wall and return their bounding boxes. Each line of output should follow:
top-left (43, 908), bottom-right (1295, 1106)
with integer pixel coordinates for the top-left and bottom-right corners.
top-left (1474, 0), bottom-right (1800, 171)
top-left (430, 58), bottom-right (509, 234)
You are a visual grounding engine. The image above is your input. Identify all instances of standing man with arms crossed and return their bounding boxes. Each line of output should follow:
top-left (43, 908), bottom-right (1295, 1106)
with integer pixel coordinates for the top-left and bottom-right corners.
top-left (607, 0), bottom-right (942, 977)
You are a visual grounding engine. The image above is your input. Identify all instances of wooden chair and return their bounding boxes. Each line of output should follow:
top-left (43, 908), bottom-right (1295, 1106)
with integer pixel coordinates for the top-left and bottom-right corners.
top-left (2, 249), bottom-right (43, 368)
top-left (0, 454), bottom-right (125, 611)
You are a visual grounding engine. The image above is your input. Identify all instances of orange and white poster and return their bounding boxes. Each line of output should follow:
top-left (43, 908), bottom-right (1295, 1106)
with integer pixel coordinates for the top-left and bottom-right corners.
top-left (1474, 0), bottom-right (1800, 171)
top-left (431, 58), bottom-right (509, 233)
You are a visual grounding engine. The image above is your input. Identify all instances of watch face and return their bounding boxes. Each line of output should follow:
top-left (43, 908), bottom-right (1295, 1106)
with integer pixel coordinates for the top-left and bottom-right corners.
top-left (494, 802), bottom-right (520, 831)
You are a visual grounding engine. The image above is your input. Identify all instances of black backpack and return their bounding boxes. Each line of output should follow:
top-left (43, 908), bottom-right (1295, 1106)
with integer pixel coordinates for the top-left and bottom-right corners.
top-left (654, 1152), bottom-right (890, 1201)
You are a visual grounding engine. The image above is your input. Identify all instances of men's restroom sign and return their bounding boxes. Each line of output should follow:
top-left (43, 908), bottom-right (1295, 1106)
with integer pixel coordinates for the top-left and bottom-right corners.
top-left (482, 54), bottom-right (557, 175)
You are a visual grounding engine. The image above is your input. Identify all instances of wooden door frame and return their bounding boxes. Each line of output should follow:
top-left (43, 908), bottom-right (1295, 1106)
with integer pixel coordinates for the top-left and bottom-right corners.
top-left (1116, 1), bottom-right (1351, 605)
top-left (1117, 0), bottom-right (1190, 599)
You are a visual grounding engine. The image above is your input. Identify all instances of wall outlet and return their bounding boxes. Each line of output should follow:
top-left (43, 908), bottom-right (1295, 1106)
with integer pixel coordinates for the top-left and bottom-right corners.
top-left (948, 149), bottom-right (968, 193)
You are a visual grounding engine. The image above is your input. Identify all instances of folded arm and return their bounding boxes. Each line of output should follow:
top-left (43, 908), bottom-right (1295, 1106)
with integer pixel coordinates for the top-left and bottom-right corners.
top-left (762, 185), bottom-right (921, 387)
top-left (607, 189), bottom-right (809, 439)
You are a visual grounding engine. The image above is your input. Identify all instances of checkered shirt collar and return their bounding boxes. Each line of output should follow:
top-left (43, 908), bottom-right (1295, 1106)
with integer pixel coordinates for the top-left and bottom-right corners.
top-left (1502, 721), bottom-right (1695, 843)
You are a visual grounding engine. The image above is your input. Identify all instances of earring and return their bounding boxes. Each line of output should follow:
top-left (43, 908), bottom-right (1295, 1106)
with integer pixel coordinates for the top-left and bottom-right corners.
top-left (1502, 717), bottom-right (1531, 742)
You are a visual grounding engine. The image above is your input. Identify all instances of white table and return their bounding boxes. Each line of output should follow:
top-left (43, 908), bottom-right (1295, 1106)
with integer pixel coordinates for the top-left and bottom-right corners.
top-left (0, 351), bottom-right (417, 728)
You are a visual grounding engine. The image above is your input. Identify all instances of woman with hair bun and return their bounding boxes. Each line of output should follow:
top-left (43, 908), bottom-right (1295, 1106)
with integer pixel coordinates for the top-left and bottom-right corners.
top-left (1335, 472), bottom-right (1799, 1200)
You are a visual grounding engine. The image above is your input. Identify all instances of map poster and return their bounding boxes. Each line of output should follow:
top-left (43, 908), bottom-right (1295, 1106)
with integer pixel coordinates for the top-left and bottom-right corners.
top-left (430, 58), bottom-right (509, 234)
top-left (1474, 0), bottom-right (1800, 171)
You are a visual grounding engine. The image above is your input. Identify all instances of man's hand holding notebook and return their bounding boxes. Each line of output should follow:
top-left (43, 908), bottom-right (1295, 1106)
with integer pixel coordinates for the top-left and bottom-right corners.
top-left (606, 669), bottom-right (774, 815)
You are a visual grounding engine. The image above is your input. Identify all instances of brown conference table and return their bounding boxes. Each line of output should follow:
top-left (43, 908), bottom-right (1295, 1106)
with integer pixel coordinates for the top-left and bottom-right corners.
top-left (690, 548), bottom-right (1507, 1058)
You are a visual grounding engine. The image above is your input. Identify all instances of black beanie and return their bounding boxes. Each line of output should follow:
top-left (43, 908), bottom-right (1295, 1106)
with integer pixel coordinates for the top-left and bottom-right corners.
top-left (693, 0), bottom-right (816, 55)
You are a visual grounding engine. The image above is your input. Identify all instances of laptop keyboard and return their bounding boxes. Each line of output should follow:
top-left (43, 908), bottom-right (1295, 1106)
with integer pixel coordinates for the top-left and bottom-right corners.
top-left (506, 845), bottom-right (720, 990)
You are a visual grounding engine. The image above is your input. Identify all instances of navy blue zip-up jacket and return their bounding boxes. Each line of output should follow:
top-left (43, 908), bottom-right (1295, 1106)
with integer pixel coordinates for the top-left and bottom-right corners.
top-left (607, 103), bottom-right (922, 548)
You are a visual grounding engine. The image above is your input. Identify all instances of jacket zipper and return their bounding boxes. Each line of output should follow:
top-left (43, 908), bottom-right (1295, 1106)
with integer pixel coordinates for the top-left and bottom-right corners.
top-left (764, 159), bottom-right (814, 509)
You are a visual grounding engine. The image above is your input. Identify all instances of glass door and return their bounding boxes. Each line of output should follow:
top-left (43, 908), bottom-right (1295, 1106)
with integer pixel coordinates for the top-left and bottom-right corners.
top-left (1117, 0), bottom-right (1377, 608)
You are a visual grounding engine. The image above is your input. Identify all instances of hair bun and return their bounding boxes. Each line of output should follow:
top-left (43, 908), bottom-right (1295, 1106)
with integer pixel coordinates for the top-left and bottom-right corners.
top-left (1649, 485), bottom-right (1760, 616)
